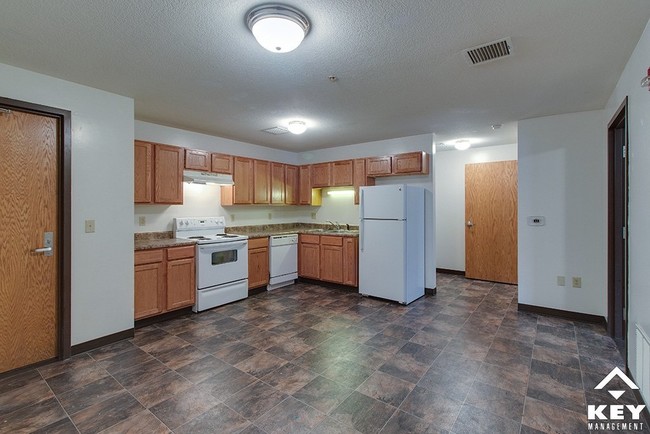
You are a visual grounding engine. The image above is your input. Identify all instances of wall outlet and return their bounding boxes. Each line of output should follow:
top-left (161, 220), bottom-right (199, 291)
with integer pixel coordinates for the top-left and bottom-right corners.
top-left (557, 276), bottom-right (565, 286)
top-left (572, 277), bottom-right (582, 288)
top-left (138, 216), bottom-right (146, 226)
top-left (85, 219), bottom-right (95, 233)
top-left (268, 212), bottom-right (272, 220)
top-left (231, 214), bottom-right (235, 222)
top-left (311, 212), bottom-right (317, 220)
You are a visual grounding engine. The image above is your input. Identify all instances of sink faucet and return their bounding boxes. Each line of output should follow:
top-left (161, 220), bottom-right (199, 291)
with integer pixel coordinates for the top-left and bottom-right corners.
top-left (326, 221), bottom-right (341, 230)
top-left (326, 220), bottom-right (335, 230)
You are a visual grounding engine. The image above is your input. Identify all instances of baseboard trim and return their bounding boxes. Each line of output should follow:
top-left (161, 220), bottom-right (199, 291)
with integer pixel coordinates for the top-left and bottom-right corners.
top-left (436, 268), bottom-right (465, 276)
top-left (425, 287), bottom-right (437, 295)
top-left (518, 303), bottom-right (606, 324)
top-left (135, 307), bottom-right (193, 329)
top-left (297, 278), bottom-right (358, 293)
top-left (71, 328), bottom-right (135, 355)
top-left (626, 368), bottom-right (650, 425)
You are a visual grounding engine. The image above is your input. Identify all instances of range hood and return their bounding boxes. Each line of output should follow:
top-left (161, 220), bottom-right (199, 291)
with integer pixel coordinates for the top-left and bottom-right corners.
top-left (183, 170), bottom-right (234, 185)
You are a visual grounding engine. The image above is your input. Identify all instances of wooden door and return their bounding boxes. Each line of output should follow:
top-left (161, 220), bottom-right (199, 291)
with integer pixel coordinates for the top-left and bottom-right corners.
top-left (154, 144), bottom-right (184, 204)
top-left (211, 153), bottom-right (233, 174)
top-left (271, 162), bottom-right (285, 204)
top-left (134, 262), bottom-right (165, 319)
top-left (320, 236), bottom-right (343, 283)
top-left (366, 156), bottom-right (392, 176)
top-left (393, 152), bottom-right (428, 174)
top-left (343, 237), bottom-right (358, 286)
top-left (248, 238), bottom-right (270, 289)
top-left (299, 165), bottom-right (312, 205)
top-left (299, 235), bottom-right (320, 279)
top-left (167, 258), bottom-right (196, 310)
top-left (0, 109), bottom-right (60, 372)
top-left (465, 161), bottom-right (518, 284)
top-left (253, 160), bottom-right (271, 204)
top-left (353, 159), bottom-right (374, 205)
top-left (233, 157), bottom-right (254, 204)
top-left (285, 165), bottom-right (299, 205)
top-left (332, 160), bottom-right (353, 186)
top-left (134, 141), bottom-right (153, 203)
top-left (185, 149), bottom-right (210, 171)
top-left (311, 163), bottom-right (331, 187)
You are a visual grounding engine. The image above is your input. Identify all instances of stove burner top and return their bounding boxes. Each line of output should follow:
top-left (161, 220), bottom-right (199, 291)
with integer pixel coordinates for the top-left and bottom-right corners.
top-left (188, 236), bottom-right (211, 240)
top-left (218, 234), bottom-right (240, 238)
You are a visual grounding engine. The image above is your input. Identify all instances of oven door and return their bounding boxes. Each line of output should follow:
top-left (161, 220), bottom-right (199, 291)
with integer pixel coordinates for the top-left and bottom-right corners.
top-left (196, 240), bottom-right (248, 289)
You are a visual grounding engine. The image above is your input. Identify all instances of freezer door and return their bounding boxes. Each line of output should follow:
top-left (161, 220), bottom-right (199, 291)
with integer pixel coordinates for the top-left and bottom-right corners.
top-left (360, 185), bottom-right (406, 220)
top-left (359, 220), bottom-right (406, 303)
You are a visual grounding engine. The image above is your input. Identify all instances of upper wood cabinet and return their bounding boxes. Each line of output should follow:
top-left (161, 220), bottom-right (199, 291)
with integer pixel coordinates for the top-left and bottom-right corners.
top-left (285, 165), bottom-right (299, 205)
top-left (185, 149), bottom-right (210, 171)
top-left (393, 151), bottom-right (429, 175)
top-left (211, 153), bottom-right (233, 174)
top-left (254, 159), bottom-right (271, 204)
top-left (353, 158), bottom-right (374, 205)
top-left (271, 162), bottom-right (285, 204)
top-left (222, 156), bottom-right (254, 205)
top-left (366, 156), bottom-right (392, 176)
top-left (154, 144), bottom-right (184, 204)
top-left (134, 141), bottom-right (153, 203)
top-left (299, 165), bottom-right (312, 205)
top-left (311, 162), bottom-right (331, 188)
top-left (332, 160), bottom-right (354, 186)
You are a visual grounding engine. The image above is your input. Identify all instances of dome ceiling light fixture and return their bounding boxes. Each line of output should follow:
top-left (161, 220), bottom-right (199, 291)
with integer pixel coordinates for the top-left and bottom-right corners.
top-left (454, 139), bottom-right (471, 151)
top-left (246, 4), bottom-right (310, 53)
top-left (287, 120), bottom-right (307, 135)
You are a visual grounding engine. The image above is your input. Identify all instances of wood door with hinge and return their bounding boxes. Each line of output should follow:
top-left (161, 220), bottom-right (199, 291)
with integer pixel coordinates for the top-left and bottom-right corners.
top-left (465, 160), bottom-right (518, 284)
top-left (0, 107), bottom-right (60, 373)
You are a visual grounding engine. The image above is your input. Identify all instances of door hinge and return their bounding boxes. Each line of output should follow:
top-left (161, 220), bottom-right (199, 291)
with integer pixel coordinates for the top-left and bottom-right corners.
top-left (622, 226), bottom-right (627, 240)
top-left (623, 145), bottom-right (627, 158)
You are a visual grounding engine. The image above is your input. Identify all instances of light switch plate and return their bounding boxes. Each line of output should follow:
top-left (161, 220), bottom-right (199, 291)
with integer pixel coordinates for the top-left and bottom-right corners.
top-left (85, 219), bottom-right (95, 233)
top-left (557, 276), bottom-right (565, 286)
top-left (572, 277), bottom-right (582, 288)
top-left (138, 216), bottom-right (146, 226)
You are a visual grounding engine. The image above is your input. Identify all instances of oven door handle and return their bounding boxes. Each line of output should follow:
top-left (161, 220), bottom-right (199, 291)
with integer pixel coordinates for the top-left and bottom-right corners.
top-left (198, 241), bottom-right (248, 253)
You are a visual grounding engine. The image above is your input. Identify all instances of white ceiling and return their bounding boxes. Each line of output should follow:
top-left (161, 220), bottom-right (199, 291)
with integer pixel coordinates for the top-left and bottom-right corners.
top-left (0, 1), bottom-right (648, 152)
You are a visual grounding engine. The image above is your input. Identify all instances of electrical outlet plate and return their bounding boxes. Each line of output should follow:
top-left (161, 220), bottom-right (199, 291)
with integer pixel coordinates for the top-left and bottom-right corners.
top-left (572, 277), bottom-right (582, 288)
top-left (557, 276), bottom-right (565, 286)
top-left (85, 219), bottom-right (95, 233)
top-left (268, 212), bottom-right (272, 220)
top-left (311, 212), bottom-right (317, 220)
top-left (138, 216), bottom-right (146, 226)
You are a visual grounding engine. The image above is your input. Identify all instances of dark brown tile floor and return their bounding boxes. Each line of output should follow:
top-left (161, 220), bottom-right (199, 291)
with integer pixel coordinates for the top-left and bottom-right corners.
top-left (1, 273), bottom-right (647, 433)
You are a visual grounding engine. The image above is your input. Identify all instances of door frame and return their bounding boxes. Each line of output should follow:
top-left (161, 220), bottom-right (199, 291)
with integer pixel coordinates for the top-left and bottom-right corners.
top-left (0, 96), bottom-right (72, 361)
top-left (607, 96), bottom-right (628, 356)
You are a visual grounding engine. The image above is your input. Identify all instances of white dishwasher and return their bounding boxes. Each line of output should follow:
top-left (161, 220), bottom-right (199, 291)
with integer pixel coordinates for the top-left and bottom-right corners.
top-left (268, 234), bottom-right (298, 290)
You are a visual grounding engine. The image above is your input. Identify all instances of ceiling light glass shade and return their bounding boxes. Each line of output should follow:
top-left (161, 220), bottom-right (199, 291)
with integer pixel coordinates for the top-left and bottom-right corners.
top-left (246, 5), bottom-right (310, 53)
top-left (454, 140), bottom-right (471, 151)
top-left (287, 120), bottom-right (307, 134)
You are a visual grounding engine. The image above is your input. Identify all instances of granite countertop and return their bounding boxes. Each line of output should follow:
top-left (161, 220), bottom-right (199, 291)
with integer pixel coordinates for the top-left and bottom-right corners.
top-left (134, 231), bottom-right (197, 251)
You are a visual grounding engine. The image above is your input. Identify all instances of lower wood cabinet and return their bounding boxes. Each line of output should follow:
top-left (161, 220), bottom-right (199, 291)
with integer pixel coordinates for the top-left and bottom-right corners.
top-left (299, 234), bottom-right (358, 286)
top-left (248, 237), bottom-right (269, 289)
top-left (134, 246), bottom-right (195, 320)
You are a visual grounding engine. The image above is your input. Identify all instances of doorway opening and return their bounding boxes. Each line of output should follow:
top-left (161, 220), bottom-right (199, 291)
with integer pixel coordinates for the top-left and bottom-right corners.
top-left (0, 96), bottom-right (72, 374)
top-left (607, 97), bottom-right (628, 361)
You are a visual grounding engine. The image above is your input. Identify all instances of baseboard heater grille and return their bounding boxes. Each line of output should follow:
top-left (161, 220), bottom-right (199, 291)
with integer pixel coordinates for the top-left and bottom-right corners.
top-left (635, 323), bottom-right (650, 403)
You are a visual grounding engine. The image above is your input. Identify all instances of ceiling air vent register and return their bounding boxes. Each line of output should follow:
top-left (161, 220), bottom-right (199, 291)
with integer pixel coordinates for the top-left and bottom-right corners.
top-left (464, 37), bottom-right (512, 65)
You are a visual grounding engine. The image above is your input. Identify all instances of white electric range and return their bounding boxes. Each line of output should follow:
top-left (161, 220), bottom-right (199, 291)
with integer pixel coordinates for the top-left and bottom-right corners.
top-left (173, 217), bottom-right (248, 312)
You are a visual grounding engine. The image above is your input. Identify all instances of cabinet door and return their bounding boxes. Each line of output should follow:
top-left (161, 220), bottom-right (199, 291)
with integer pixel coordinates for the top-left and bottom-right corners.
top-left (353, 158), bottom-right (374, 205)
top-left (332, 160), bottom-right (353, 186)
top-left (254, 160), bottom-right (271, 204)
top-left (299, 238), bottom-right (320, 279)
top-left (166, 258), bottom-right (196, 311)
top-left (135, 261), bottom-right (165, 319)
top-left (134, 141), bottom-right (153, 203)
top-left (393, 152), bottom-right (428, 174)
top-left (185, 149), bottom-right (210, 171)
top-left (232, 157), bottom-right (254, 204)
top-left (154, 144), bottom-right (184, 204)
top-left (211, 153), bottom-right (233, 174)
top-left (299, 165), bottom-right (312, 205)
top-left (248, 247), bottom-right (269, 289)
top-left (366, 156), bottom-right (392, 176)
top-left (271, 162), bottom-right (285, 204)
top-left (285, 165), bottom-right (299, 205)
top-left (311, 163), bottom-right (331, 188)
top-left (343, 237), bottom-right (358, 286)
top-left (320, 244), bottom-right (343, 283)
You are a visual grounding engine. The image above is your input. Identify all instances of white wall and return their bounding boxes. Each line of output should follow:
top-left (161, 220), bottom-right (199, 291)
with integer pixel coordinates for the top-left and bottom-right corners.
top-left (0, 63), bottom-right (135, 345)
top-left (299, 134), bottom-right (437, 290)
top-left (135, 121), bottom-right (306, 231)
top-left (605, 19), bottom-right (650, 379)
top-left (435, 144), bottom-right (518, 271)
top-left (518, 110), bottom-right (606, 316)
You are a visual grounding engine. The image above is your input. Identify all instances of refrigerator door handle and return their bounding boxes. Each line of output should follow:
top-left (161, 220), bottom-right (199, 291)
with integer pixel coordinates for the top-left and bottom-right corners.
top-left (359, 189), bottom-right (364, 252)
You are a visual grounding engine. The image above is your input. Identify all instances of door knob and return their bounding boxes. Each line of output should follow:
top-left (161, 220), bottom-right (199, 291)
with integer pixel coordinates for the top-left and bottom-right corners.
top-left (32, 232), bottom-right (54, 256)
top-left (466, 220), bottom-right (474, 227)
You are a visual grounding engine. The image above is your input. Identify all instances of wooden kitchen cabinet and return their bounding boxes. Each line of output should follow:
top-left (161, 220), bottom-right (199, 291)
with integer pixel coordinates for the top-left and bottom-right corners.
top-left (353, 158), bottom-right (374, 205)
top-left (366, 156), bottom-right (392, 176)
top-left (343, 237), bottom-right (358, 286)
top-left (185, 149), bottom-right (210, 171)
top-left (222, 156), bottom-right (254, 205)
top-left (211, 153), bottom-right (233, 174)
top-left (134, 249), bottom-right (165, 320)
top-left (154, 144), bottom-right (184, 204)
top-left (248, 237), bottom-right (269, 290)
top-left (299, 165), bottom-right (322, 206)
top-left (311, 162), bottom-right (331, 188)
top-left (285, 165), bottom-right (299, 205)
top-left (166, 246), bottom-right (195, 310)
top-left (134, 141), bottom-right (153, 203)
top-left (254, 159), bottom-right (271, 204)
top-left (331, 160), bottom-right (354, 186)
top-left (271, 162), bottom-right (285, 204)
top-left (393, 151), bottom-right (429, 175)
top-left (320, 236), bottom-right (343, 283)
top-left (298, 234), bottom-right (320, 279)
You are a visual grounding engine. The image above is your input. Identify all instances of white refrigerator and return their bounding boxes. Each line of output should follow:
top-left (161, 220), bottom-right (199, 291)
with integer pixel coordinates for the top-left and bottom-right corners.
top-left (359, 184), bottom-right (425, 304)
